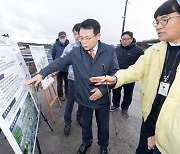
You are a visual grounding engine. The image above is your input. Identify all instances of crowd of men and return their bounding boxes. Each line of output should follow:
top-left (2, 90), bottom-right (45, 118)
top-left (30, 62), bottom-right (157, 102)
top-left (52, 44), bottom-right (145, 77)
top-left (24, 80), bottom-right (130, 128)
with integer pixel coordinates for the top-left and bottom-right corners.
top-left (27, 0), bottom-right (180, 153)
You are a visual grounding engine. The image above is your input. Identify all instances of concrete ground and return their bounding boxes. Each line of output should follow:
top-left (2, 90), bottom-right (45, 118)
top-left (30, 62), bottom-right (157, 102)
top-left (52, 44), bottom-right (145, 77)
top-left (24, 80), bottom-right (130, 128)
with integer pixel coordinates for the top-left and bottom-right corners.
top-left (0, 81), bottom-right (142, 154)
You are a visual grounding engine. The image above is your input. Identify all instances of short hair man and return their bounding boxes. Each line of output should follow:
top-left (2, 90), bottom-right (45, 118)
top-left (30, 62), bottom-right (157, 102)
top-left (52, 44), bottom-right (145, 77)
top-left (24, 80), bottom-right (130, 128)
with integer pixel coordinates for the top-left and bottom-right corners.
top-left (60, 23), bottom-right (83, 136)
top-left (27, 19), bottom-right (119, 154)
top-left (110, 31), bottom-right (143, 118)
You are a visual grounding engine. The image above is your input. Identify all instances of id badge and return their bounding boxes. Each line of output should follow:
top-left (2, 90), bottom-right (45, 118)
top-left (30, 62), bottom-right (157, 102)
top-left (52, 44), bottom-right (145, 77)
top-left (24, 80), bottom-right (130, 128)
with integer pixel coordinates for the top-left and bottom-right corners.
top-left (158, 82), bottom-right (170, 96)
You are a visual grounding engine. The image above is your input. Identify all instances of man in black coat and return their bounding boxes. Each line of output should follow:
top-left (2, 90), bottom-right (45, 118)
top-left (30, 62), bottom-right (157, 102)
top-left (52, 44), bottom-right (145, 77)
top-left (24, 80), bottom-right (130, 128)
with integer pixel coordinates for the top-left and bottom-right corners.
top-left (51, 31), bottom-right (69, 101)
top-left (27, 19), bottom-right (119, 154)
top-left (110, 31), bottom-right (144, 118)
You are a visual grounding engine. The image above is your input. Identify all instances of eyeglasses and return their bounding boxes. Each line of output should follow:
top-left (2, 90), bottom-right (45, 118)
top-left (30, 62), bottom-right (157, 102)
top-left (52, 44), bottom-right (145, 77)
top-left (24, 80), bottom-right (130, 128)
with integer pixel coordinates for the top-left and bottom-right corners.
top-left (79, 35), bottom-right (95, 41)
top-left (153, 15), bottom-right (180, 27)
top-left (121, 38), bottom-right (131, 41)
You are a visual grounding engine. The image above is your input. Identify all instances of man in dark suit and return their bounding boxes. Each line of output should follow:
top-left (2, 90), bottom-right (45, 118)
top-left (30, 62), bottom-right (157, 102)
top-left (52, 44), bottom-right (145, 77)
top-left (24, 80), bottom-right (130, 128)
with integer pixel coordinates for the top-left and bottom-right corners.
top-left (27, 19), bottom-right (119, 154)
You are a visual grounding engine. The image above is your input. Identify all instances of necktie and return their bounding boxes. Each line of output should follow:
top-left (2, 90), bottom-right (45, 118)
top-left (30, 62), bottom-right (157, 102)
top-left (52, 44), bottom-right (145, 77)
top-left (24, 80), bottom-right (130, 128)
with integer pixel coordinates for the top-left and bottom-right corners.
top-left (90, 49), bottom-right (95, 59)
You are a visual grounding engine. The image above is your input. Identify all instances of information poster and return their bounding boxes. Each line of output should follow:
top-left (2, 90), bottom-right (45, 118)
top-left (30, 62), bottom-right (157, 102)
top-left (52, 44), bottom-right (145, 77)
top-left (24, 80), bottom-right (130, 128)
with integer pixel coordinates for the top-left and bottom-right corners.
top-left (9, 40), bottom-right (38, 103)
top-left (0, 36), bottom-right (39, 154)
top-left (29, 45), bottom-right (54, 89)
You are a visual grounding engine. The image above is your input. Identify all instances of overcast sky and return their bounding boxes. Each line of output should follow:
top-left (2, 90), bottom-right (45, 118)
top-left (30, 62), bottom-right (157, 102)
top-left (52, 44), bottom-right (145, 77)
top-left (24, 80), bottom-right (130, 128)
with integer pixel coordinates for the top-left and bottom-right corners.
top-left (0, 0), bottom-right (166, 45)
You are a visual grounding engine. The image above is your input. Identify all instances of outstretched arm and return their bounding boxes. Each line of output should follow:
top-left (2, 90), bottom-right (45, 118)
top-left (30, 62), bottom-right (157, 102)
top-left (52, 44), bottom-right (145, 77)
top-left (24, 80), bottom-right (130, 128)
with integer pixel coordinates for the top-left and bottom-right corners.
top-left (26, 74), bottom-right (43, 87)
top-left (90, 75), bottom-right (117, 85)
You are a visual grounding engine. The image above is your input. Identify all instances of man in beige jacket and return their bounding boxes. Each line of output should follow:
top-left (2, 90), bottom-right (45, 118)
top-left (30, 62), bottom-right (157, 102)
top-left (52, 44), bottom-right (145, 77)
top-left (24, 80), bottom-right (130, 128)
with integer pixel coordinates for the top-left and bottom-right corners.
top-left (90, 0), bottom-right (180, 153)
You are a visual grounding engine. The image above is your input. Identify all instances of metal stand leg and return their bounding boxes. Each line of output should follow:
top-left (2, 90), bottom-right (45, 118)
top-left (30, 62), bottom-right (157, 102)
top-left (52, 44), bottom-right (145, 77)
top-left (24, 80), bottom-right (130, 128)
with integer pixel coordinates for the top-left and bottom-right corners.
top-left (36, 137), bottom-right (42, 154)
top-left (35, 109), bottom-right (53, 154)
top-left (41, 111), bottom-right (53, 132)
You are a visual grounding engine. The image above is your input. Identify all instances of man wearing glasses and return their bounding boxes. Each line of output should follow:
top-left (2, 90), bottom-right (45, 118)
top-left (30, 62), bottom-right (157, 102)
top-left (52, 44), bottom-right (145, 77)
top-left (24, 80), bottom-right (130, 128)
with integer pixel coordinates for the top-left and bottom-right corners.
top-left (27, 19), bottom-right (119, 154)
top-left (110, 31), bottom-right (143, 118)
top-left (90, 0), bottom-right (180, 153)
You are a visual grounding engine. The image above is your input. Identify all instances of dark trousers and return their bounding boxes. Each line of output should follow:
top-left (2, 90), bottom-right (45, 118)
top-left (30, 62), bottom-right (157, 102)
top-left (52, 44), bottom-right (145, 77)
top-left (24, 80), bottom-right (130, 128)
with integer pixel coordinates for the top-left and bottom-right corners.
top-left (81, 104), bottom-right (110, 149)
top-left (64, 79), bottom-right (83, 125)
top-left (57, 72), bottom-right (68, 97)
top-left (136, 120), bottom-right (155, 154)
top-left (112, 82), bottom-right (135, 110)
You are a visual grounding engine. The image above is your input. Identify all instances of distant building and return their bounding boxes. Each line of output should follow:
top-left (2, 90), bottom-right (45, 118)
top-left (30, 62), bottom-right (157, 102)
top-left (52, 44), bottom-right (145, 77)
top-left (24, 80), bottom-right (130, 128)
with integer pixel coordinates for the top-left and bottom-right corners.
top-left (2, 34), bottom-right (10, 37)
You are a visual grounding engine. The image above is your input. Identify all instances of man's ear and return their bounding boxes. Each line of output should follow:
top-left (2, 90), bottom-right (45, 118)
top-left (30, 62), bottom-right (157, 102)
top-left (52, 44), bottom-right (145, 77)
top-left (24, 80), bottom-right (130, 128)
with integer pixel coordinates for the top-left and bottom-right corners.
top-left (97, 33), bottom-right (101, 41)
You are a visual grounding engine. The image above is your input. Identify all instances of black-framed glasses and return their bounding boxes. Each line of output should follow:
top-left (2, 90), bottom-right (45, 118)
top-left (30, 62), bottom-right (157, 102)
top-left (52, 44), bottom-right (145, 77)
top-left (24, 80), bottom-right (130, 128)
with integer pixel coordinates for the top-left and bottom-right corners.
top-left (79, 35), bottom-right (96, 41)
top-left (121, 38), bottom-right (132, 41)
top-left (153, 15), bottom-right (180, 27)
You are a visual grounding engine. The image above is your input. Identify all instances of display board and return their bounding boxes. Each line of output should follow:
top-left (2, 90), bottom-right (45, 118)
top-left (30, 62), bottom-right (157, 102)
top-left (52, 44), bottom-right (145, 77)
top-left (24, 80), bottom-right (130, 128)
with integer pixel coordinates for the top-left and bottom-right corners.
top-left (29, 45), bottom-right (54, 90)
top-left (0, 36), bottom-right (39, 154)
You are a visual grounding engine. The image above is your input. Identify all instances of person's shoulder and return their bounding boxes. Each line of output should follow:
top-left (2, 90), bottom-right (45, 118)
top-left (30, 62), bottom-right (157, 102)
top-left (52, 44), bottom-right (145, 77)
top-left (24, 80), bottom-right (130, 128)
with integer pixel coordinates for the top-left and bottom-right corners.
top-left (134, 44), bottom-right (143, 52)
top-left (55, 38), bottom-right (59, 43)
top-left (65, 43), bottom-right (74, 49)
top-left (144, 41), bottom-right (167, 55)
top-left (101, 41), bottom-right (112, 47)
top-left (147, 41), bottom-right (166, 51)
top-left (70, 42), bottom-right (80, 48)
top-left (68, 43), bottom-right (80, 53)
top-left (134, 44), bottom-right (142, 49)
top-left (63, 44), bottom-right (73, 53)
top-left (153, 41), bottom-right (166, 47)
top-left (99, 41), bottom-right (114, 51)
top-left (53, 39), bottom-right (60, 46)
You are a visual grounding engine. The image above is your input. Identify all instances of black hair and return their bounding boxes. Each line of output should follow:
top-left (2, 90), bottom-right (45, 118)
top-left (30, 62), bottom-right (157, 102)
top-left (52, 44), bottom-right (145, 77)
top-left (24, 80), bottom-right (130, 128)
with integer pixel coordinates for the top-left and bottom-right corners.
top-left (80, 19), bottom-right (101, 35)
top-left (72, 23), bottom-right (81, 33)
top-left (121, 31), bottom-right (133, 38)
top-left (154, 0), bottom-right (180, 19)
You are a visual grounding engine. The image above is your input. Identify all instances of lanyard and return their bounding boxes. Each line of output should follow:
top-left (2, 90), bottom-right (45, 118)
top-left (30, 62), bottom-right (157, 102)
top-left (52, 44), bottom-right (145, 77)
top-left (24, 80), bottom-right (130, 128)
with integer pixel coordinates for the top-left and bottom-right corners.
top-left (163, 48), bottom-right (180, 82)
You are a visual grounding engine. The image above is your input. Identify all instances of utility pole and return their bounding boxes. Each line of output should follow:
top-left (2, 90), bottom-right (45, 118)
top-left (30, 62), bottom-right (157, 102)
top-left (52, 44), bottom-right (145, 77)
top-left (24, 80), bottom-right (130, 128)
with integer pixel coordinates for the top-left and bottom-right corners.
top-left (122, 0), bottom-right (129, 34)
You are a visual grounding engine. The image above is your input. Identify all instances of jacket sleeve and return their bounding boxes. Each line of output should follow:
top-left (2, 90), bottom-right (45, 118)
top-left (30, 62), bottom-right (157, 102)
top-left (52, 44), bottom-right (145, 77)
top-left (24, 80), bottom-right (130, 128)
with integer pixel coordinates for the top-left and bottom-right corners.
top-left (114, 54), bottom-right (145, 89)
top-left (61, 44), bottom-right (72, 58)
top-left (39, 52), bottom-right (72, 78)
